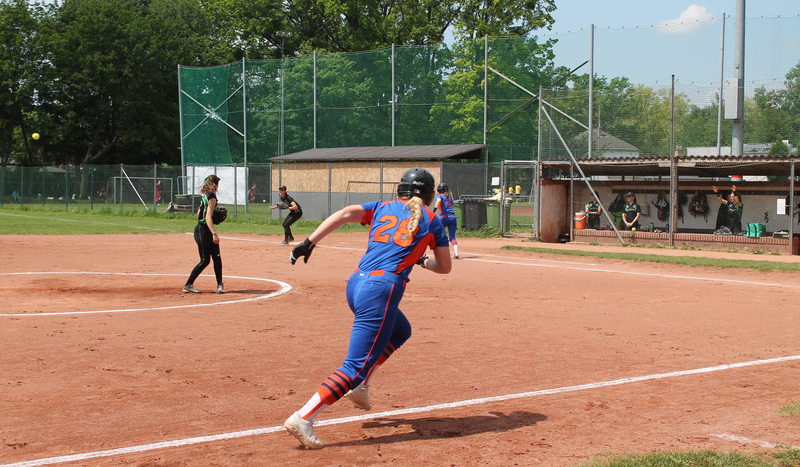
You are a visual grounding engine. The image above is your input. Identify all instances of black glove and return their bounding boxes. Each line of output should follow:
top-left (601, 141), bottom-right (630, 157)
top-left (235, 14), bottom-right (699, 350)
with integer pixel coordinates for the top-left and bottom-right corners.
top-left (290, 238), bottom-right (316, 264)
top-left (276, 202), bottom-right (289, 209)
top-left (416, 254), bottom-right (429, 269)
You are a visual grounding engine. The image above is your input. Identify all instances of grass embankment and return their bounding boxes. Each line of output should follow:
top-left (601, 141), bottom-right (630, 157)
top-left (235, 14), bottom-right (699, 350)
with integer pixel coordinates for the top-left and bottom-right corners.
top-left (503, 245), bottom-right (800, 273)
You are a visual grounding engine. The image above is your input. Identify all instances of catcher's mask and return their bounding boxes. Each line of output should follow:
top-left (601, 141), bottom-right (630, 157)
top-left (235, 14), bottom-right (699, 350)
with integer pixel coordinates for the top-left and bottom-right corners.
top-left (397, 168), bottom-right (435, 204)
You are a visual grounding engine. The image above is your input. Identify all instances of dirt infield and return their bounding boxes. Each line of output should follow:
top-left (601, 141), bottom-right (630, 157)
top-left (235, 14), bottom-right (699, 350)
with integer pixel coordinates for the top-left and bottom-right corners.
top-left (1, 233), bottom-right (799, 466)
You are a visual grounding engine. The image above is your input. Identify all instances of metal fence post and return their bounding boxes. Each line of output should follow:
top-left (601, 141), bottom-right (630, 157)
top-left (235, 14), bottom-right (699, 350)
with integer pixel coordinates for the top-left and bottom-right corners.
top-left (153, 162), bottom-right (158, 210)
top-left (790, 160), bottom-right (795, 253)
top-left (234, 162), bottom-right (238, 217)
top-left (119, 164), bottom-right (124, 213)
top-left (65, 168), bottom-right (69, 210)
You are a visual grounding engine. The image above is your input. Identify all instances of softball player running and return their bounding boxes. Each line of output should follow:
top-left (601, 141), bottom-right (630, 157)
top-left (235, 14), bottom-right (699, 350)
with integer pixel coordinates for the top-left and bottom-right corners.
top-left (434, 183), bottom-right (459, 259)
top-left (183, 175), bottom-right (224, 294)
top-left (284, 168), bottom-right (452, 449)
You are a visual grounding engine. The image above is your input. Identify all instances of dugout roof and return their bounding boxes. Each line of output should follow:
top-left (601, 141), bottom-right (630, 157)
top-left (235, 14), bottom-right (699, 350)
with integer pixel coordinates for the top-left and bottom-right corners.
top-left (544, 155), bottom-right (799, 177)
top-left (270, 144), bottom-right (484, 162)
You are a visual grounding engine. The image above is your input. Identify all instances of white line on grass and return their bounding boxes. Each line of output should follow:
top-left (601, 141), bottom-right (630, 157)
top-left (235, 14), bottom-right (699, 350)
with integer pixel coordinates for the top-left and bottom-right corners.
top-left (0, 272), bottom-right (291, 317)
top-left (4, 353), bottom-right (799, 466)
top-left (711, 432), bottom-right (799, 449)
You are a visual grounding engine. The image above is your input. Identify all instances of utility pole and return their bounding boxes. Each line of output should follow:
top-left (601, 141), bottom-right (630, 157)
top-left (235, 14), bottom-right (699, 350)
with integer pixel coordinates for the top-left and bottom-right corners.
top-left (731, 0), bottom-right (745, 156)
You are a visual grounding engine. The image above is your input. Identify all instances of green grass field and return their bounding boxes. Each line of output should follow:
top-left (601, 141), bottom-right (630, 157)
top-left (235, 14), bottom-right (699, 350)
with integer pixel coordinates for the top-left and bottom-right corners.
top-left (503, 245), bottom-right (800, 273)
top-left (3, 205), bottom-right (799, 275)
top-left (0, 205), bottom-right (369, 236)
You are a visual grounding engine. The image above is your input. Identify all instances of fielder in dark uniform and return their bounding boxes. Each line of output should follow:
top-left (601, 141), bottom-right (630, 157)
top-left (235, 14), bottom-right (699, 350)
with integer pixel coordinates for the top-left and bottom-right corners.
top-left (183, 175), bottom-right (224, 294)
top-left (271, 185), bottom-right (303, 245)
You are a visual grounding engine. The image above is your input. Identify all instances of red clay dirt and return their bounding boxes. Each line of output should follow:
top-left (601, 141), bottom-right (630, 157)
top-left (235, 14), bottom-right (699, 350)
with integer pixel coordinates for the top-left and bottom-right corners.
top-left (1, 233), bottom-right (799, 466)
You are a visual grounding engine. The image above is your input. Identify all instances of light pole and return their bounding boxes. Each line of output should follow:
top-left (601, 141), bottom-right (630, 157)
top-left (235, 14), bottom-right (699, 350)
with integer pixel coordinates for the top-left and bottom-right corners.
top-left (276, 31), bottom-right (291, 156)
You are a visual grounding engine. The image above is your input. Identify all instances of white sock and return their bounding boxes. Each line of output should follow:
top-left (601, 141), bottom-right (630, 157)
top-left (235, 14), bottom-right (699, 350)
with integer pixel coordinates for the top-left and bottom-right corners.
top-left (297, 393), bottom-right (328, 421)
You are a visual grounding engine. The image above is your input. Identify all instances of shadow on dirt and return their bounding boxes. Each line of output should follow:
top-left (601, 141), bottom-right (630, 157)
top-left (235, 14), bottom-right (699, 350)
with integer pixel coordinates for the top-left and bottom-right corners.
top-left (329, 410), bottom-right (547, 446)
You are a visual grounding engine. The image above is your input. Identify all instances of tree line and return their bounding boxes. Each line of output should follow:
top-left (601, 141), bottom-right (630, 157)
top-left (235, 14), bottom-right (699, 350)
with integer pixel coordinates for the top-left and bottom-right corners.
top-left (1, 0), bottom-right (797, 167)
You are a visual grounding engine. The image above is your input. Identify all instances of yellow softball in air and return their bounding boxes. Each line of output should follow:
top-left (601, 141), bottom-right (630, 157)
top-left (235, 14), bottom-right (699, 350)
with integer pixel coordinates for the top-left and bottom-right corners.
top-left (631, 227), bottom-right (636, 232)
top-left (31, 132), bottom-right (40, 140)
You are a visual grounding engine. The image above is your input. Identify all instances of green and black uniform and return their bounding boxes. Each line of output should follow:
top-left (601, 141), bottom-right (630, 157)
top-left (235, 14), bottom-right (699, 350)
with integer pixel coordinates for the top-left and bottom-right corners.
top-left (186, 193), bottom-right (223, 287)
top-left (279, 193), bottom-right (303, 243)
top-left (726, 201), bottom-right (744, 233)
top-left (623, 201), bottom-right (641, 230)
top-left (586, 200), bottom-right (601, 229)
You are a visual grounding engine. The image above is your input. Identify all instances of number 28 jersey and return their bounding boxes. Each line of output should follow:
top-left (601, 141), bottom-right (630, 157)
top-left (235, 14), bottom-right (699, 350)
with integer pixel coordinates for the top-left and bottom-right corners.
top-left (358, 200), bottom-right (449, 281)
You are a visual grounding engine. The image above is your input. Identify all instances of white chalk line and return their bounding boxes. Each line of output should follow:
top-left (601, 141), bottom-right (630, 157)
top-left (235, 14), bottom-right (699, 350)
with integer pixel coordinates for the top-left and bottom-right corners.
top-left (0, 212), bottom-right (176, 232)
top-left (711, 432), bottom-right (799, 449)
top-left (225, 234), bottom-right (799, 288)
top-left (220, 234), bottom-right (598, 265)
top-left (4, 353), bottom-right (799, 467)
top-left (0, 272), bottom-right (292, 317)
top-left (462, 257), bottom-right (800, 289)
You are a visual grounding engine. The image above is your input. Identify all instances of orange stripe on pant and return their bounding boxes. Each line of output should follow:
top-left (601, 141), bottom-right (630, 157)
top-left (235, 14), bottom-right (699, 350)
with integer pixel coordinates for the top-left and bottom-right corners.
top-left (317, 370), bottom-right (352, 405)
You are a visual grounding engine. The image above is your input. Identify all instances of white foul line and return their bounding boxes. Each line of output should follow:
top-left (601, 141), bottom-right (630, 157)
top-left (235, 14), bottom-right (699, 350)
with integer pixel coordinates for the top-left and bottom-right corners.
top-left (225, 235), bottom-right (798, 288)
top-left (0, 272), bottom-right (292, 317)
top-left (4, 353), bottom-right (799, 466)
top-left (711, 432), bottom-right (799, 449)
top-left (462, 257), bottom-right (800, 289)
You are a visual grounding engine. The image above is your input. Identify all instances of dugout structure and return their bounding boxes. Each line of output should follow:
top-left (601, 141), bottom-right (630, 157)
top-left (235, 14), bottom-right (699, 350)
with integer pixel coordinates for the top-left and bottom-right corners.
top-left (544, 155), bottom-right (800, 254)
top-left (269, 144), bottom-right (484, 220)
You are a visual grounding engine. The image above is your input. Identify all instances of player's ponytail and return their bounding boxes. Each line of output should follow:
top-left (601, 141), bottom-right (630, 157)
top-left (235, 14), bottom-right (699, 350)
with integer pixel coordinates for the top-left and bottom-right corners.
top-left (405, 195), bottom-right (424, 233)
top-left (201, 175), bottom-right (220, 194)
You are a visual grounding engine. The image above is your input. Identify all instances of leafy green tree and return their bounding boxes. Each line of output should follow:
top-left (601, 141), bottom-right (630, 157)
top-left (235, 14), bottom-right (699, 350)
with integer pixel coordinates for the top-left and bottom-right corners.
top-left (783, 61), bottom-right (800, 146)
top-left (769, 140), bottom-right (790, 155)
top-left (0, 0), bottom-right (50, 166)
top-left (678, 101), bottom-right (727, 149)
top-left (455, 0), bottom-right (556, 40)
top-left (746, 87), bottom-right (792, 146)
top-left (37, 0), bottom-right (230, 166)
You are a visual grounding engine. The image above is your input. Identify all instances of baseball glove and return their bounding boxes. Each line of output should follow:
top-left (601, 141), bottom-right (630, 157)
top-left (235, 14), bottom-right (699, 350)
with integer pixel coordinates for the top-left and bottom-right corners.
top-left (290, 238), bottom-right (316, 264)
top-left (212, 206), bottom-right (228, 224)
top-left (276, 202), bottom-right (290, 209)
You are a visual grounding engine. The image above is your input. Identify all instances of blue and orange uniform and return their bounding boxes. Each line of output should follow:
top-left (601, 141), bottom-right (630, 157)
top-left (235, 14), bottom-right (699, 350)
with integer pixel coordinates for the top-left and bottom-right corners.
top-left (342, 199), bottom-right (448, 384)
top-left (435, 185), bottom-right (459, 258)
top-left (284, 168), bottom-right (452, 449)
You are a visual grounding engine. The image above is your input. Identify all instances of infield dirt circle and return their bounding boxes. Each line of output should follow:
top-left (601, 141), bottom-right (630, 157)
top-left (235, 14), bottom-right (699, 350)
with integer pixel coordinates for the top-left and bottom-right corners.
top-left (1, 233), bottom-right (798, 465)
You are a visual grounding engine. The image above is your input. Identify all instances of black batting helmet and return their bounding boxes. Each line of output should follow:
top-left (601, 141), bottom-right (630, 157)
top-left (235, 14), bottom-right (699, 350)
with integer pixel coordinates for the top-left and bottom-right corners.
top-left (397, 168), bottom-right (435, 204)
top-left (436, 183), bottom-right (448, 193)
